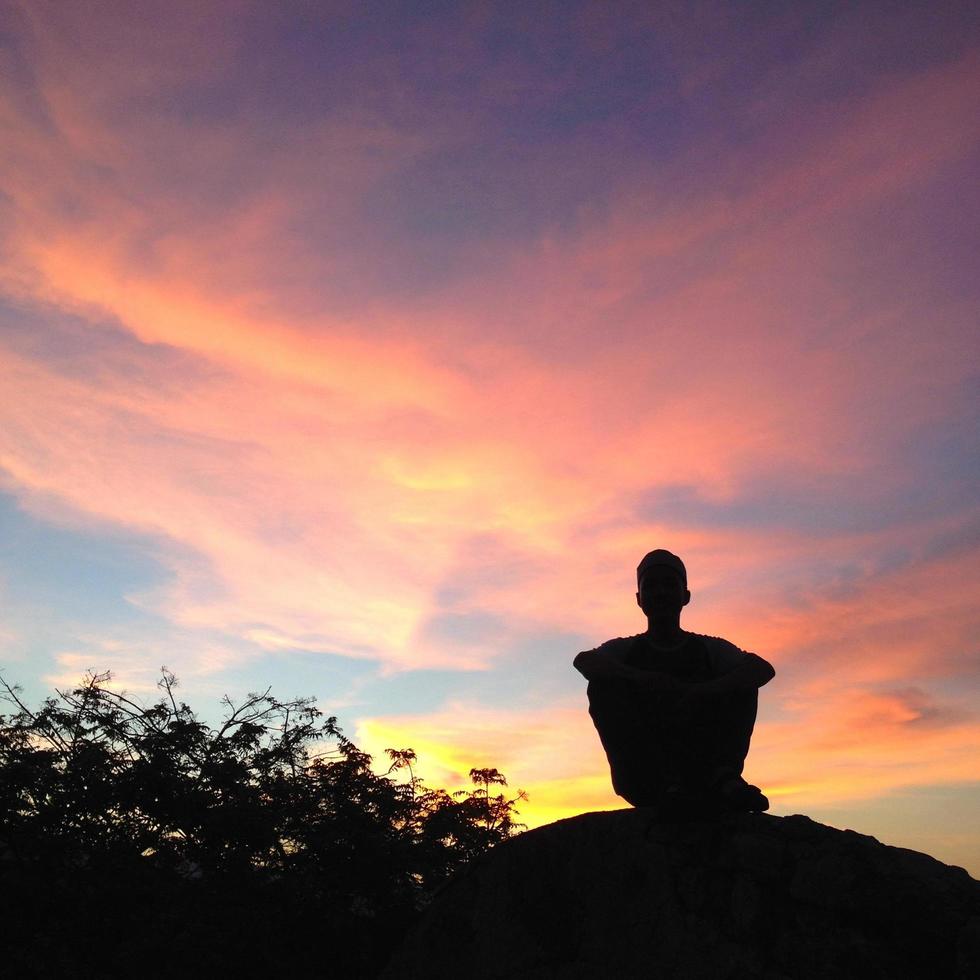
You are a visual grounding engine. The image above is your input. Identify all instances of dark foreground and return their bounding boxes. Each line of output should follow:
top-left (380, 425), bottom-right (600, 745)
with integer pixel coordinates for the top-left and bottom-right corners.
top-left (385, 809), bottom-right (980, 979)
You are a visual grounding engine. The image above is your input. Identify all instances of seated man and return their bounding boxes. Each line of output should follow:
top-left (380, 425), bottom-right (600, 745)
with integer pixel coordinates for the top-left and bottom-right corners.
top-left (574, 549), bottom-right (774, 816)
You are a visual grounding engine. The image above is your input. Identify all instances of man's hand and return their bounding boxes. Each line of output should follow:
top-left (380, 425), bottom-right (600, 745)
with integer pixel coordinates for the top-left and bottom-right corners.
top-left (635, 670), bottom-right (686, 696)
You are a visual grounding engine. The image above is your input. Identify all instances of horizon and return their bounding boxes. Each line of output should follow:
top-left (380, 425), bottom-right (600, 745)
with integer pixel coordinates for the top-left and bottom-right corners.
top-left (1, 1), bottom-right (977, 874)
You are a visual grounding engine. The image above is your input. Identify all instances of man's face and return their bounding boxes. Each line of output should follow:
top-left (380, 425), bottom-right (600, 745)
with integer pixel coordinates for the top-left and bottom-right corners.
top-left (636, 566), bottom-right (690, 617)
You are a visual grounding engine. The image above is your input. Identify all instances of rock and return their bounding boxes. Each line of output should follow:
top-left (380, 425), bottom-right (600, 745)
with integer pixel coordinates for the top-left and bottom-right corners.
top-left (383, 810), bottom-right (980, 979)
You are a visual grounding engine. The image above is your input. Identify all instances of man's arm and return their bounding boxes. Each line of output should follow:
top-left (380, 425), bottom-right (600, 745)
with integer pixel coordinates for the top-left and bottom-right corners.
top-left (573, 645), bottom-right (682, 692)
top-left (574, 638), bottom-right (774, 695)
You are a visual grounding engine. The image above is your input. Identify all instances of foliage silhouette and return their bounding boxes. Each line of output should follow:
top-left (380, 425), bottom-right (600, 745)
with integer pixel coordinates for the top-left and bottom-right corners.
top-left (0, 669), bottom-right (525, 978)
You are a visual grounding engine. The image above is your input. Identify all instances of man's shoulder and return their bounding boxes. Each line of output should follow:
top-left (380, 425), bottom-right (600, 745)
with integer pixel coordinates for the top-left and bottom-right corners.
top-left (687, 631), bottom-right (743, 650)
top-left (590, 634), bottom-right (644, 656)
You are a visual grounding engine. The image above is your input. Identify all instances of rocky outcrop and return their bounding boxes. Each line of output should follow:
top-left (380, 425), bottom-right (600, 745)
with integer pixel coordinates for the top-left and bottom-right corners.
top-left (384, 810), bottom-right (980, 979)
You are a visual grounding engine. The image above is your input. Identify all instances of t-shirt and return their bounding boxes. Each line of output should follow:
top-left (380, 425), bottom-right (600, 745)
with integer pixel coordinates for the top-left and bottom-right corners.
top-left (588, 632), bottom-right (748, 684)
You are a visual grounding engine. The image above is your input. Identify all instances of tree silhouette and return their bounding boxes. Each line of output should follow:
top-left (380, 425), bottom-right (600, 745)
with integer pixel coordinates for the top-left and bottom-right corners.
top-left (0, 669), bottom-right (525, 978)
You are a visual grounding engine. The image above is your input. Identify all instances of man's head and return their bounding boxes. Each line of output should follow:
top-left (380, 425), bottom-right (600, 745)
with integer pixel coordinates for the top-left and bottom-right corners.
top-left (635, 549), bottom-right (690, 618)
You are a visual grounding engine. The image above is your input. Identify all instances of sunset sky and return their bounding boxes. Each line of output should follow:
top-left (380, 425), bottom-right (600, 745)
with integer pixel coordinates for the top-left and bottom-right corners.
top-left (1, 2), bottom-right (978, 873)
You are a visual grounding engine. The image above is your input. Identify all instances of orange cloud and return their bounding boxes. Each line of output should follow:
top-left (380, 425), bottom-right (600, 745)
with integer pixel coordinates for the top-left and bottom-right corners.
top-left (757, 686), bottom-right (980, 807)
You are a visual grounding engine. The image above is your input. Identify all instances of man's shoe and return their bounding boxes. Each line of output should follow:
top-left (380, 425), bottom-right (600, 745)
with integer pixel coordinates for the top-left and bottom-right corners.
top-left (716, 776), bottom-right (769, 813)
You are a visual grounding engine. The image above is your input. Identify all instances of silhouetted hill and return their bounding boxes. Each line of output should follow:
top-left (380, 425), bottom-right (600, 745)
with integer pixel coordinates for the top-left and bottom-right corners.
top-left (384, 810), bottom-right (980, 979)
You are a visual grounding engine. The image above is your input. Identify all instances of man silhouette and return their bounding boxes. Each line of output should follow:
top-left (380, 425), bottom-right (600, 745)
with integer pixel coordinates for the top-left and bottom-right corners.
top-left (574, 549), bottom-right (774, 816)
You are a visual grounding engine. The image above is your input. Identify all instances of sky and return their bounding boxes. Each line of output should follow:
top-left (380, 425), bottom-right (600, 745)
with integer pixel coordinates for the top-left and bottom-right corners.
top-left (1, 1), bottom-right (978, 873)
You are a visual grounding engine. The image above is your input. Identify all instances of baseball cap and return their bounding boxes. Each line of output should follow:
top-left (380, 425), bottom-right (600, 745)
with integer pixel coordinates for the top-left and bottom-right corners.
top-left (636, 549), bottom-right (687, 586)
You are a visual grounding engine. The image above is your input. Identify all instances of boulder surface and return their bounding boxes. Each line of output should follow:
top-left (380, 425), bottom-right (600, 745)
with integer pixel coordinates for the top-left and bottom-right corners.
top-left (384, 809), bottom-right (980, 979)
